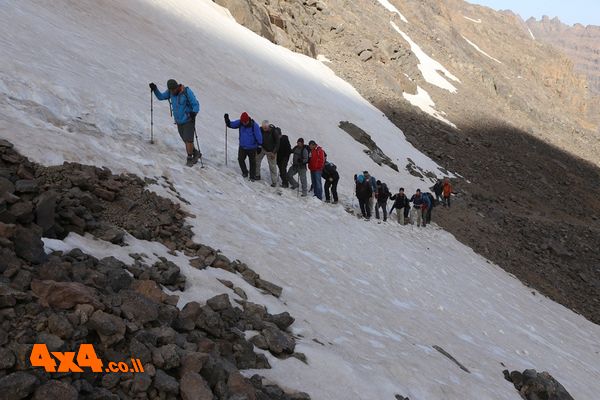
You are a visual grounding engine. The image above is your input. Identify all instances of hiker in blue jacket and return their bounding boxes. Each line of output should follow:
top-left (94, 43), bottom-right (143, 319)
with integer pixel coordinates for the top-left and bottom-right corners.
top-left (149, 79), bottom-right (200, 166)
top-left (224, 112), bottom-right (263, 180)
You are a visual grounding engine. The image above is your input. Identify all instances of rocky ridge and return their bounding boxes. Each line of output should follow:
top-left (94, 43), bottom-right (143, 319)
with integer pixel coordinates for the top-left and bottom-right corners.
top-left (213, 0), bottom-right (599, 164)
top-left (527, 16), bottom-right (600, 128)
top-left (0, 139), bottom-right (309, 400)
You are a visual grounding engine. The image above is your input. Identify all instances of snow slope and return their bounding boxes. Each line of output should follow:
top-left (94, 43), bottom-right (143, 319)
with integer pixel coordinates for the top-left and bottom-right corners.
top-left (403, 86), bottom-right (457, 128)
top-left (462, 36), bottom-right (503, 64)
top-left (2, 1), bottom-right (600, 399)
top-left (390, 21), bottom-right (461, 93)
top-left (376, 0), bottom-right (409, 23)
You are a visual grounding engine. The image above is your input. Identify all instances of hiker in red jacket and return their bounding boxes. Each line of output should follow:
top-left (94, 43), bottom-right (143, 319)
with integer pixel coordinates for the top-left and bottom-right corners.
top-left (308, 140), bottom-right (325, 200)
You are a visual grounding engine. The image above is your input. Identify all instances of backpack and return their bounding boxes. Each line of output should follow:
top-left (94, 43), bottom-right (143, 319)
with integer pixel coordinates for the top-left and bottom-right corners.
top-left (425, 192), bottom-right (435, 208)
top-left (304, 145), bottom-right (311, 165)
top-left (325, 161), bottom-right (337, 172)
top-left (169, 86), bottom-right (193, 118)
top-left (379, 183), bottom-right (390, 200)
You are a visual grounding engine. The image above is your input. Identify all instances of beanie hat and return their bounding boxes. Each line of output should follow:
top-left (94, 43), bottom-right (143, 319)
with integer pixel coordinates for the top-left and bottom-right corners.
top-left (240, 112), bottom-right (250, 124)
top-left (167, 79), bottom-right (178, 90)
top-left (357, 175), bottom-right (365, 183)
top-left (308, 140), bottom-right (316, 146)
top-left (297, 138), bottom-right (305, 144)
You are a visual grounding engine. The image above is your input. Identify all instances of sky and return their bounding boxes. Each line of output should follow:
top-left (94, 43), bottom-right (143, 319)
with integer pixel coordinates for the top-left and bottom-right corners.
top-left (467, 0), bottom-right (600, 26)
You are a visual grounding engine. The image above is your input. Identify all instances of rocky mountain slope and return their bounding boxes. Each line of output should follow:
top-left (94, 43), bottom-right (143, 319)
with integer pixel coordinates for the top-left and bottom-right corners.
top-left (0, 140), bottom-right (309, 399)
top-left (215, 0), bottom-right (600, 325)
top-left (527, 16), bottom-right (600, 128)
top-left (215, 0), bottom-right (599, 161)
top-left (526, 17), bottom-right (600, 96)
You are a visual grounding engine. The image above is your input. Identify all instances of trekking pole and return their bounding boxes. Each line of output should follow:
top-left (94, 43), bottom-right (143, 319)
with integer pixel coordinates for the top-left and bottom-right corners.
top-left (225, 125), bottom-right (228, 166)
top-left (194, 127), bottom-right (203, 168)
top-left (150, 88), bottom-right (154, 144)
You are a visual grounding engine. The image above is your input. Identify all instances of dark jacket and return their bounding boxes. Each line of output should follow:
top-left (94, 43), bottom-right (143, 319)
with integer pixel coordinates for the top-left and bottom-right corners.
top-left (261, 125), bottom-right (281, 153)
top-left (375, 183), bottom-right (390, 203)
top-left (411, 194), bottom-right (425, 208)
top-left (433, 181), bottom-right (443, 197)
top-left (291, 145), bottom-right (309, 168)
top-left (390, 193), bottom-right (410, 209)
top-left (322, 162), bottom-right (339, 181)
top-left (356, 179), bottom-right (372, 200)
top-left (277, 135), bottom-right (292, 162)
top-left (412, 193), bottom-right (431, 209)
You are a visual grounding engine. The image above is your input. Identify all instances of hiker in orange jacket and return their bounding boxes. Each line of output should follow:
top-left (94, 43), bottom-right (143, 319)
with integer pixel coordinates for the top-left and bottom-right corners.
top-left (442, 177), bottom-right (453, 207)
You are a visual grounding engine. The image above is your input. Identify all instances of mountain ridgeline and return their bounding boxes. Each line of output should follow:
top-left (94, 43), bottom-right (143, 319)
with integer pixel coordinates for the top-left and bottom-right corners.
top-left (214, 0), bottom-right (599, 160)
top-left (527, 15), bottom-right (600, 128)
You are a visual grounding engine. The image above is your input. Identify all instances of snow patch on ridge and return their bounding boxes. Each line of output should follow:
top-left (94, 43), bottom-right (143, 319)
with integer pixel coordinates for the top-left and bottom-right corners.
top-left (462, 36), bottom-right (503, 64)
top-left (528, 27), bottom-right (536, 40)
top-left (403, 86), bottom-right (457, 128)
top-left (390, 21), bottom-right (460, 93)
top-left (317, 54), bottom-right (331, 63)
top-left (376, 0), bottom-right (408, 23)
top-left (463, 16), bottom-right (482, 24)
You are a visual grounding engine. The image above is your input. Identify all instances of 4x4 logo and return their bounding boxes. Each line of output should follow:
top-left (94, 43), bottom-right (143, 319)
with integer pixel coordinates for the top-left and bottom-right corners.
top-left (30, 343), bottom-right (144, 373)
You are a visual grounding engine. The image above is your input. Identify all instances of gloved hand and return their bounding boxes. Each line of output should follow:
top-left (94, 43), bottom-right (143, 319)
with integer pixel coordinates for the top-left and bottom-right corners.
top-left (149, 82), bottom-right (157, 91)
top-left (224, 113), bottom-right (230, 125)
top-left (189, 111), bottom-right (197, 121)
top-left (256, 146), bottom-right (262, 154)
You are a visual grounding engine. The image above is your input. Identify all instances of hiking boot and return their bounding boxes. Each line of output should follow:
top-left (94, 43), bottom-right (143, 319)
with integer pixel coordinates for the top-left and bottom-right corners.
top-left (255, 176), bottom-right (261, 181)
top-left (332, 201), bottom-right (338, 204)
top-left (242, 172), bottom-right (248, 178)
top-left (186, 155), bottom-right (197, 167)
top-left (271, 183), bottom-right (277, 188)
top-left (325, 199), bottom-right (331, 203)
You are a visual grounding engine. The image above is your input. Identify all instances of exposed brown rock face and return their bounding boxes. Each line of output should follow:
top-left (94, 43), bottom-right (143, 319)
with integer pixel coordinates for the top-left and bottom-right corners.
top-left (527, 16), bottom-right (600, 128)
top-left (212, 0), bottom-right (599, 164)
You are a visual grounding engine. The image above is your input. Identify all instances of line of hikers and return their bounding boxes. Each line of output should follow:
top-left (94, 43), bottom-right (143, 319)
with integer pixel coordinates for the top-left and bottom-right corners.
top-left (355, 174), bottom-right (453, 227)
top-left (148, 79), bottom-right (453, 215)
top-left (223, 112), bottom-right (340, 202)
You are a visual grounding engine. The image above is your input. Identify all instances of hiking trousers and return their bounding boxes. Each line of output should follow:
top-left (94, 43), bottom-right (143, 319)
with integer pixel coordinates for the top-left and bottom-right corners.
top-left (238, 148), bottom-right (257, 179)
top-left (358, 198), bottom-right (371, 218)
top-left (288, 165), bottom-right (307, 195)
top-left (443, 195), bottom-right (451, 207)
top-left (324, 177), bottom-right (339, 202)
top-left (396, 206), bottom-right (409, 224)
top-left (277, 155), bottom-right (290, 187)
top-left (256, 151), bottom-right (278, 185)
top-left (411, 207), bottom-right (426, 227)
top-left (375, 201), bottom-right (387, 221)
top-left (311, 171), bottom-right (323, 200)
